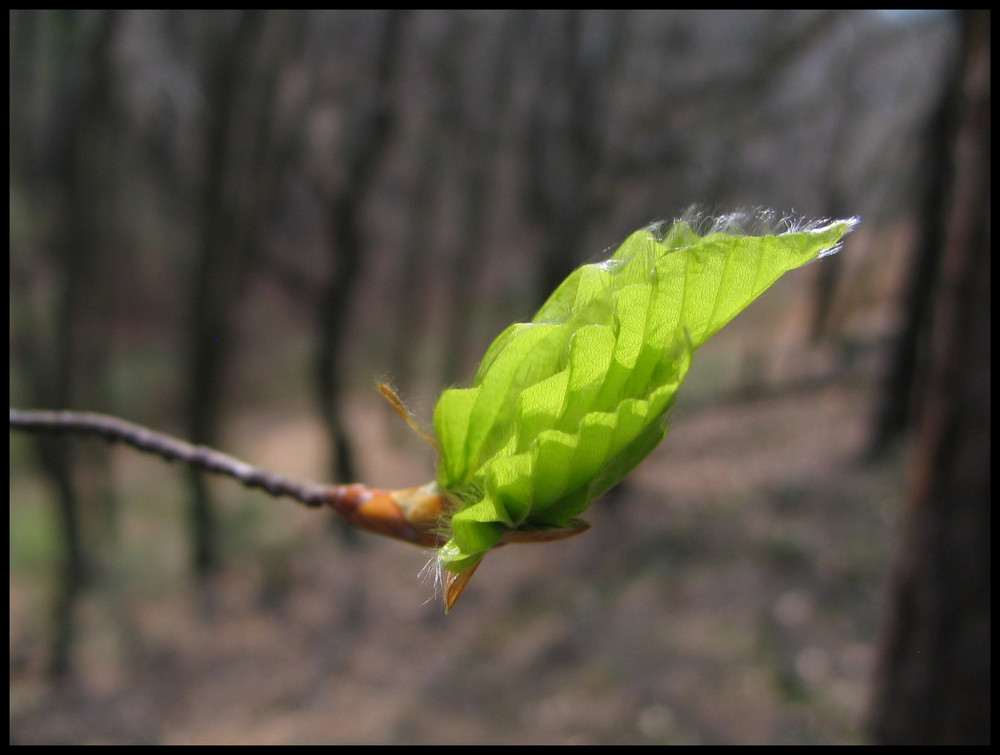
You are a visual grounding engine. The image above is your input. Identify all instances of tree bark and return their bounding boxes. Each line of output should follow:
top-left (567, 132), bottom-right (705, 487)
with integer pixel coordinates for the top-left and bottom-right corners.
top-left (314, 10), bottom-right (406, 486)
top-left (27, 9), bottom-right (122, 678)
top-left (184, 10), bottom-right (267, 579)
top-left (868, 10), bottom-right (990, 745)
top-left (865, 20), bottom-right (960, 458)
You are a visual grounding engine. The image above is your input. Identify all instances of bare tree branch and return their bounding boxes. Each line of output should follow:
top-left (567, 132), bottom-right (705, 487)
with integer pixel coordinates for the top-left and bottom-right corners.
top-left (10, 409), bottom-right (332, 508)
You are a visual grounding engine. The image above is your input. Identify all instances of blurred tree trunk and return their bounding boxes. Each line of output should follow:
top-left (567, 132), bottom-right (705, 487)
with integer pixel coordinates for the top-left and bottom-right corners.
top-left (809, 16), bottom-right (865, 345)
top-left (387, 19), bottom-right (457, 395)
top-left (868, 10), bottom-right (989, 745)
top-left (524, 10), bottom-right (626, 304)
top-left (386, 119), bottom-right (443, 395)
top-left (184, 11), bottom-right (267, 579)
top-left (866, 14), bottom-right (964, 458)
top-left (439, 13), bottom-right (518, 384)
top-left (11, 9), bottom-right (123, 678)
top-left (314, 10), bottom-right (406, 487)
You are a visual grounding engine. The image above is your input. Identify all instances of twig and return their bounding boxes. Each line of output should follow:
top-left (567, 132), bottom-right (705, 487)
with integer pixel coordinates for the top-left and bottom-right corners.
top-left (9, 409), bottom-right (332, 507)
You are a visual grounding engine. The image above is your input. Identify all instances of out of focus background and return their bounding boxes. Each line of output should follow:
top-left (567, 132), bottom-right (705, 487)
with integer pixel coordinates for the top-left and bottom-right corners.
top-left (9, 10), bottom-right (988, 744)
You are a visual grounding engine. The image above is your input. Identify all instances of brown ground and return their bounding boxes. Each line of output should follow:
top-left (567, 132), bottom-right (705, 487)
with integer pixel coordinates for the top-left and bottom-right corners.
top-left (9, 369), bottom-right (903, 744)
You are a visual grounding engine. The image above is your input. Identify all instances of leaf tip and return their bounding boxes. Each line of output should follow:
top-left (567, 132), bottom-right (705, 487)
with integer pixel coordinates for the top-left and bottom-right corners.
top-left (443, 558), bottom-right (483, 613)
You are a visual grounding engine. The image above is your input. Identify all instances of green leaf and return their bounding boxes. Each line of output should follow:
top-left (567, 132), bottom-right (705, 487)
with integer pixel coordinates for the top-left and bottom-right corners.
top-left (433, 211), bottom-right (857, 572)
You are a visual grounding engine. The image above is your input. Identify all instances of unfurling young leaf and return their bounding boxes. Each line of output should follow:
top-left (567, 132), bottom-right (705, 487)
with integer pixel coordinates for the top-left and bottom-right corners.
top-left (7, 209), bottom-right (857, 615)
top-left (425, 210), bottom-right (857, 602)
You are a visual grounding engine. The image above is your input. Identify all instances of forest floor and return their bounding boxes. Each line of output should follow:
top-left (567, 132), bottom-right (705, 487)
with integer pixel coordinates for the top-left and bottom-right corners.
top-left (10, 366), bottom-right (905, 744)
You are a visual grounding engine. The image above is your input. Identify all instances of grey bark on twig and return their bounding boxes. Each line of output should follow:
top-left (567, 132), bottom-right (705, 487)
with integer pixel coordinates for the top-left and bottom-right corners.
top-left (10, 409), bottom-right (332, 508)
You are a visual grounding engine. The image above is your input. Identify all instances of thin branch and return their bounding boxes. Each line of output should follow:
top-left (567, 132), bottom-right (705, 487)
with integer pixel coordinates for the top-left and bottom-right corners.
top-left (9, 409), bottom-right (333, 507)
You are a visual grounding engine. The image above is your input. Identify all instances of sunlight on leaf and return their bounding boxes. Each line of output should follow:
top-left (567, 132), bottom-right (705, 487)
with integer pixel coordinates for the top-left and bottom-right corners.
top-left (432, 210), bottom-right (858, 576)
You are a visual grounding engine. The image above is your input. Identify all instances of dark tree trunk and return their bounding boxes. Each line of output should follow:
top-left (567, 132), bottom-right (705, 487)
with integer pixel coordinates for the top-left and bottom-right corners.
top-left (524, 10), bottom-right (626, 305)
top-left (866, 15), bottom-right (965, 458)
top-left (31, 9), bottom-right (122, 678)
top-left (314, 10), bottom-right (406, 486)
top-left (867, 10), bottom-right (990, 745)
top-left (183, 11), bottom-right (267, 579)
top-left (439, 13), bottom-right (519, 385)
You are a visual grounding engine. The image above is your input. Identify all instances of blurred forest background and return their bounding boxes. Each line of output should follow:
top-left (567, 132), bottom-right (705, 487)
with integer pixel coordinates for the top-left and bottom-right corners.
top-left (9, 10), bottom-right (988, 744)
